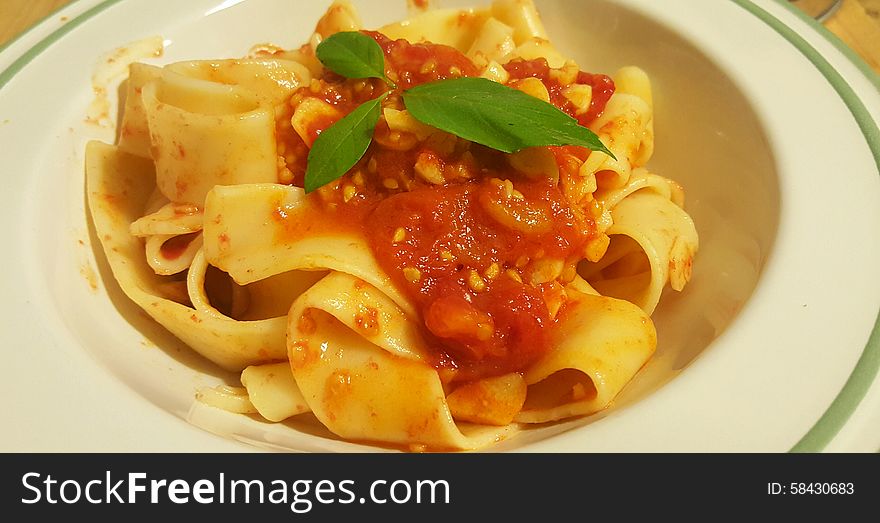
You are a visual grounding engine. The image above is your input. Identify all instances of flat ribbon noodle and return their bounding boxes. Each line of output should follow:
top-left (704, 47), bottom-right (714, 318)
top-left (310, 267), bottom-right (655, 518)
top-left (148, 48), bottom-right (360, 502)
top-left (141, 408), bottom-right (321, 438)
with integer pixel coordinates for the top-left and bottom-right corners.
top-left (141, 69), bottom-right (278, 204)
top-left (118, 62), bottom-right (162, 158)
top-left (202, 183), bottom-right (414, 317)
top-left (516, 290), bottom-right (656, 423)
top-left (86, 141), bottom-right (288, 371)
top-left (130, 200), bottom-right (203, 237)
top-left (379, 1), bottom-right (552, 64)
top-left (578, 67), bottom-right (655, 192)
top-left (581, 190), bottom-right (699, 314)
top-left (287, 271), bottom-right (514, 450)
top-left (166, 58), bottom-right (311, 106)
top-left (240, 362), bottom-right (311, 422)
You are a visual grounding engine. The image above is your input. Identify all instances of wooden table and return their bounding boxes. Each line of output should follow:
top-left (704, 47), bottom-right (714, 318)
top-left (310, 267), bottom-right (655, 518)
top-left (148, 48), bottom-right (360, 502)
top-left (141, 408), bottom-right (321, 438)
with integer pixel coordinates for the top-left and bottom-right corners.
top-left (2, 0), bottom-right (879, 73)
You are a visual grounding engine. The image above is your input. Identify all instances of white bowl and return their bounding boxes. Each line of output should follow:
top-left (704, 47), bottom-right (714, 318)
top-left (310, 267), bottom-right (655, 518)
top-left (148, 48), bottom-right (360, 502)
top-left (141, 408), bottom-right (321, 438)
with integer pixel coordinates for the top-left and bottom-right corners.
top-left (1, 0), bottom-right (878, 452)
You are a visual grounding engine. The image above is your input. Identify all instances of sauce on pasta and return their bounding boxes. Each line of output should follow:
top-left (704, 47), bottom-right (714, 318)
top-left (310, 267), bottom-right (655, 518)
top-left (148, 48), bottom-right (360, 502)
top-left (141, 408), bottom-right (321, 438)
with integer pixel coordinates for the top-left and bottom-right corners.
top-left (503, 58), bottom-right (615, 125)
top-left (274, 33), bottom-right (616, 381)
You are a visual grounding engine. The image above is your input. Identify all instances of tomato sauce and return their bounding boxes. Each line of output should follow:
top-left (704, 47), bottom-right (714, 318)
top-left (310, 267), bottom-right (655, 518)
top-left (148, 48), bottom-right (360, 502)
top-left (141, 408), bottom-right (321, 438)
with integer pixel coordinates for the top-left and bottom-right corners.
top-left (367, 177), bottom-right (593, 379)
top-left (366, 31), bottom-right (480, 88)
top-left (503, 57), bottom-right (615, 124)
top-left (278, 32), bottom-right (613, 381)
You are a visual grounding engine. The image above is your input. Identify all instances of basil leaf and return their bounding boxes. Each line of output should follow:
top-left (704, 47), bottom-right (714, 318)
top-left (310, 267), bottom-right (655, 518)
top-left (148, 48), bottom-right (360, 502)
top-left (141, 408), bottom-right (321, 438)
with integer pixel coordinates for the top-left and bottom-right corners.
top-left (315, 31), bottom-right (390, 83)
top-left (304, 94), bottom-right (387, 193)
top-left (403, 77), bottom-right (615, 158)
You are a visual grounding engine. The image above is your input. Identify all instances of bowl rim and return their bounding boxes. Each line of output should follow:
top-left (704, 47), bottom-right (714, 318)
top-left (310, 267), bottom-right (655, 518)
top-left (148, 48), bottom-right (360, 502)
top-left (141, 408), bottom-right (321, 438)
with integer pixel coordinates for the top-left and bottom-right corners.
top-left (732, 0), bottom-right (880, 452)
top-left (1, 0), bottom-right (878, 452)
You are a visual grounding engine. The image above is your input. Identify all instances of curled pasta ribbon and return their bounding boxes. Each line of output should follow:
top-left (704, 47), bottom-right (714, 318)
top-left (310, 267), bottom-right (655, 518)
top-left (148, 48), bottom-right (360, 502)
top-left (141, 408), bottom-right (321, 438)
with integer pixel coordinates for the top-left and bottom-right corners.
top-left (166, 59), bottom-right (312, 106)
top-left (582, 174), bottom-right (699, 314)
top-left (196, 385), bottom-right (258, 415)
top-left (118, 62), bottom-right (163, 158)
top-left (279, 273), bottom-right (656, 446)
top-left (286, 271), bottom-right (516, 450)
top-left (86, 142), bottom-right (288, 370)
top-left (240, 363), bottom-right (311, 422)
top-left (120, 58), bottom-right (310, 160)
top-left (130, 198), bottom-right (206, 276)
top-left (186, 249), bottom-right (249, 319)
top-left (379, 0), bottom-right (551, 63)
top-left (141, 71), bottom-right (278, 205)
top-left (516, 290), bottom-right (656, 423)
top-left (130, 201), bottom-right (203, 237)
top-left (201, 183), bottom-right (413, 316)
top-left (195, 363), bottom-right (309, 428)
top-left (574, 67), bottom-right (655, 192)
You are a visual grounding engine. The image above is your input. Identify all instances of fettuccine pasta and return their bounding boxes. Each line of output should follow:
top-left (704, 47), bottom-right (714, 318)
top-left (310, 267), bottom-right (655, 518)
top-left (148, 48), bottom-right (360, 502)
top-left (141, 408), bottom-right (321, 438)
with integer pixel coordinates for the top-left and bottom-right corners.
top-left (86, 0), bottom-right (698, 451)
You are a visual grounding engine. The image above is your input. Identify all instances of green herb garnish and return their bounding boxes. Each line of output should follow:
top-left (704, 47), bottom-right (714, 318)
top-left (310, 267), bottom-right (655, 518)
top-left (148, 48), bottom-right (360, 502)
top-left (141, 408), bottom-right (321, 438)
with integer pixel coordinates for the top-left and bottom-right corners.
top-left (303, 31), bottom-right (614, 193)
top-left (403, 77), bottom-right (614, 156)
top-left (315, 31), bottom-right (393, 86)
top-left (304, 93), bottom-right (387, 194)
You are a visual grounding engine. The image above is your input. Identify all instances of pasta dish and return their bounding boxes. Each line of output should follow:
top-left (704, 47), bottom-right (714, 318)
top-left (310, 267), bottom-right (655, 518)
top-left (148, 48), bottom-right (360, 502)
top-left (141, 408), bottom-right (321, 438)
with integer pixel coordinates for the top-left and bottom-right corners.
top-left (86, 0), bottom-right (698, 451)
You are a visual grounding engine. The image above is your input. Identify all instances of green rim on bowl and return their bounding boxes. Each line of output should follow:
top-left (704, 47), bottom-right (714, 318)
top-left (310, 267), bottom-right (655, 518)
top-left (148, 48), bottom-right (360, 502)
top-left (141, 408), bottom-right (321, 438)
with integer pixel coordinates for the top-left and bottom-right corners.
top-left (732, 0), bottom-right (880, 453)
top-left (0, 0), bottom-right (878, 452)
top-left (0, 0), bottom-right (124, 90)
